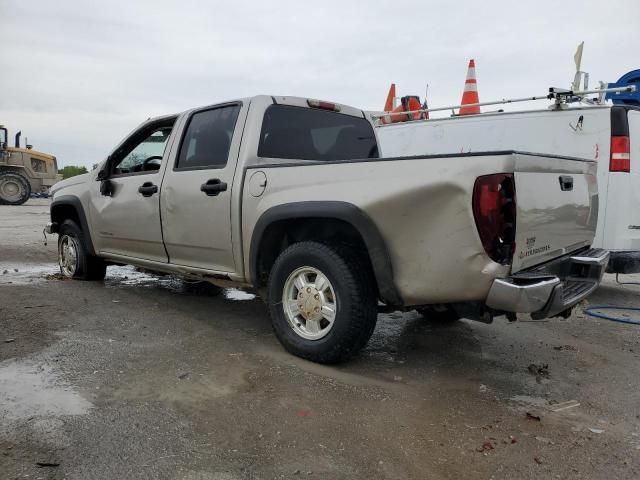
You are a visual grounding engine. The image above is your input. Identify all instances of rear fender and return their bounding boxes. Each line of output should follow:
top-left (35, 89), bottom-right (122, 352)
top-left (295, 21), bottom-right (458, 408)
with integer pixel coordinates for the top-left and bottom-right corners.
top-left (249, 201), bottom-right (402, 306)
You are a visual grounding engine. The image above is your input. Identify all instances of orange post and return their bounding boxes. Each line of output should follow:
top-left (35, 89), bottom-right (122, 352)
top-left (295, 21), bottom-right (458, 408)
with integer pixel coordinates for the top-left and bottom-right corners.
top-left (459, 59), bottom-right (480, 115)
top-left (379, 96), bottom-right (423, 124)
top-left (384, 83), bottom-right (396, 112)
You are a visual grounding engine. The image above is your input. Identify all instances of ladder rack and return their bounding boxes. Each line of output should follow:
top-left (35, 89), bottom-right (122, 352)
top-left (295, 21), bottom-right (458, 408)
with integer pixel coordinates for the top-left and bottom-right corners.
top-left (371, 85), bottom-right (636, 123)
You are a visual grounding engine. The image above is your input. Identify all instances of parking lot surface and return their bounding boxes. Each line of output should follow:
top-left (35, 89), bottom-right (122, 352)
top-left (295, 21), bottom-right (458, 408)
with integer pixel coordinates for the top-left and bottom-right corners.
top-left (1, 200), bottom-right (640, 479)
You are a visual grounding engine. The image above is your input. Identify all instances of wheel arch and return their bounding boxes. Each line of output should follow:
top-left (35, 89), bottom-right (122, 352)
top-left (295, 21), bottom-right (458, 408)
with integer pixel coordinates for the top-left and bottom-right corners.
top-left (50, 195), bottom-right (96, 255)
top-left (249, 201), bottom-right (402, 306)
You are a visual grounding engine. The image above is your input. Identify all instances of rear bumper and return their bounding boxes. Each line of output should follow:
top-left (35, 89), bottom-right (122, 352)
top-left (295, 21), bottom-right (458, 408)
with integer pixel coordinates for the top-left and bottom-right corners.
top-left (606, 250), bottom-right (640, 274)
top-left (486, 248), bottom-right (609, 319)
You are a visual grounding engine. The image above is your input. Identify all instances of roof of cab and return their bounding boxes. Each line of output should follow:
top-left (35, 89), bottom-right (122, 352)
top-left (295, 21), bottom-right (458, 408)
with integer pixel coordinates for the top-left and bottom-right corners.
top-left (177, 95), bottom-right (365, 118)
top-left (145, 95), bottom-right (366, 123)
top-left (270, 95), bottom-right (366, 118)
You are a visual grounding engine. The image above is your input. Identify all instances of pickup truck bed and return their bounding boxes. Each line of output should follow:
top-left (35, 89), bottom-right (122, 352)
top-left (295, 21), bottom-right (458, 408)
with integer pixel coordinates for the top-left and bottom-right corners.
top-left (46, 95), bottom-right (608, 363)
top-left (243, 150), bottom-right (600, 306)
top-left (377, 104), bottom-right (640, 273)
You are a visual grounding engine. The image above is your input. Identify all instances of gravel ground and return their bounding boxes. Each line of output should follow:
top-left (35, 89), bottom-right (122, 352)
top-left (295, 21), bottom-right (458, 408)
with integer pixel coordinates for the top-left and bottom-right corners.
top-left (1, 199), bottom-right (639, 479)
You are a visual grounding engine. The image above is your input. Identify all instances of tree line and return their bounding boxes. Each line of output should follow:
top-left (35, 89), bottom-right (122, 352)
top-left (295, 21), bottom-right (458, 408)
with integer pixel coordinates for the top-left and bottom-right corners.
top-left (58, 165), bottom-right (88, 179)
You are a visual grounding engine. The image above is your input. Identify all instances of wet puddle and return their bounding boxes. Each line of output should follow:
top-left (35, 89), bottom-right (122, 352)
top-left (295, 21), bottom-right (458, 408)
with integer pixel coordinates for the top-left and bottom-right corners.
top-left (105, 265), bottom-right (184, 290)
top-left (224, 288), bottom-right (256, 301)
top-left (0, 262), bottom-right (58, 285)
top-left (0, 262), bottom-right (257, 301)
top-left (0, 359), bottom-right (92, 420)
top-left (105, 265), bottom-right (257, 300)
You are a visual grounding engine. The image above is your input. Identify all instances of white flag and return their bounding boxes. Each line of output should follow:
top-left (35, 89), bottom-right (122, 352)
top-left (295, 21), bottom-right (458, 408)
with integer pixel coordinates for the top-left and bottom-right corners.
top-left (574, 41), bottom-right (584, 72)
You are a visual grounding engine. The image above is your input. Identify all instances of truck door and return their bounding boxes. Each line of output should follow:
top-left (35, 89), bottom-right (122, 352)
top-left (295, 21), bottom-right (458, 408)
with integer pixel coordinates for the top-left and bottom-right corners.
top-left (88, 119), bottom-right (177, 262)
top-left (160, 103), bottom-right (244, 273)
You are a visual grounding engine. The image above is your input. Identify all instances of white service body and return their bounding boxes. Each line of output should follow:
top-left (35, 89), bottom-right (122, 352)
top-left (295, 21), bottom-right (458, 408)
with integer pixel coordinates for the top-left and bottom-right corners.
top-left (376, 104), bottom-right (640, 273)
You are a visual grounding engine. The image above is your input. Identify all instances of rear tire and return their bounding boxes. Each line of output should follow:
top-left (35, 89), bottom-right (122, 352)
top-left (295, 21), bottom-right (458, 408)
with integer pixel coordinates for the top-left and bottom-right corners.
top-left (267, 242), bottom-right (378, 364)
top-left (0, 171), bottom-right (31, 205)
top-left (58, 219), bottom-right (107, 280)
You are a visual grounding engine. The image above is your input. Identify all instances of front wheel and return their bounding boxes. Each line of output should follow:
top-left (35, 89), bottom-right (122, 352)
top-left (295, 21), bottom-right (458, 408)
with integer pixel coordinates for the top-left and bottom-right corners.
top-left (58, 220), bottom-right (107, 280)
top-left (267, 242), bottom-right (378, 364)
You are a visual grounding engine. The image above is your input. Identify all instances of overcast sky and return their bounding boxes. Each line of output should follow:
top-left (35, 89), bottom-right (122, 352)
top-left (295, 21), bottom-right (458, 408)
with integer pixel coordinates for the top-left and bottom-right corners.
top-left (1, 0), bottom-right (638, 167)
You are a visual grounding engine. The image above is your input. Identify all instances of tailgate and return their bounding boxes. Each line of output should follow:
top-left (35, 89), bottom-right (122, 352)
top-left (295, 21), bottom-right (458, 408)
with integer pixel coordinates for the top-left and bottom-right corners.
top-left (511, 153), bottom-right (598, 273)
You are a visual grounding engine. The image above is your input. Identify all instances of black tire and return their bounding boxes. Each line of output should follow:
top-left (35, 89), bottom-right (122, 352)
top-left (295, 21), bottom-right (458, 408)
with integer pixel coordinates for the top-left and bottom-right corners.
top-left (267, 241), bottom-right (378, 364)
top-left (58, 219), bottom-right (107, 281)
top-left (416, 305), bottom-right (461, 324)
top-left (0, 171), bottom-right (31, 205)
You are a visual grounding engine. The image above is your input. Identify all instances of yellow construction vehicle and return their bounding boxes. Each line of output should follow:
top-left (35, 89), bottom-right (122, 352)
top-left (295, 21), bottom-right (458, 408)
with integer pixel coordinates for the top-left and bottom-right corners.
top-left (0, 125), bottom-right (60, 205)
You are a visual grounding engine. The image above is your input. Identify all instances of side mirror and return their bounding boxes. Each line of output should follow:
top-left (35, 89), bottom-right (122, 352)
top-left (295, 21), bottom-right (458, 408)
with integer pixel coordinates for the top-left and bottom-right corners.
top-left (96, 155), bottom-right (112, 180)
top-left (100, 179), bottom-right (114, 197)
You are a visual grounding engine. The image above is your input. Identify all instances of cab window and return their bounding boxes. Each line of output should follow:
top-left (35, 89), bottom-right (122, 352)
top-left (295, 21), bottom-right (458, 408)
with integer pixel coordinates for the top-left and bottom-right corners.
top-left (113, 127), bottom-right (172, 175)
top-left (258, 105), bottom-right (378, 161)
top-left (176, 105), bottom-right (241, 170)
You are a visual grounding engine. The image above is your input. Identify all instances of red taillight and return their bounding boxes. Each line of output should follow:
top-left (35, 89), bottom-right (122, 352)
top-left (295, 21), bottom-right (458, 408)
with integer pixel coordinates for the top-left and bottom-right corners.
top-left (610, 135), bottom-right (630, 172)
top-left (307, 99), bottom-right (341, 112)
top-left (472, 173), bottom-right (516, 265)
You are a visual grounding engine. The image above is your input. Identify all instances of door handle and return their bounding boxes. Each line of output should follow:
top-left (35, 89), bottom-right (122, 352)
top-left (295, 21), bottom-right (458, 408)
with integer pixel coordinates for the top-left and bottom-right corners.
top-left (138, 182), bottom-right (158, 197)
top-left (200, 179), bottom-right (227, 196)
top-left (559, 175), bottom-right (574, 191)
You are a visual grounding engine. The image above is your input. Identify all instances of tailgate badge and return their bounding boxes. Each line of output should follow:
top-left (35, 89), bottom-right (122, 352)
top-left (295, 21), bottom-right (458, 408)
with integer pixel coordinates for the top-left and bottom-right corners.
top-left (520, 237), bottom-right (551, 259)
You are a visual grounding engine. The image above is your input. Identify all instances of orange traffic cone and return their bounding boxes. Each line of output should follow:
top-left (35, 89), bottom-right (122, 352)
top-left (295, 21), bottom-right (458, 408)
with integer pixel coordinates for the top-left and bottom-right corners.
top-left (459, 59), bottom-right (480, 115)
top-left (379, 96), bottom-right (423, 124)
top-left (384, 83), bottom-right (396, 112)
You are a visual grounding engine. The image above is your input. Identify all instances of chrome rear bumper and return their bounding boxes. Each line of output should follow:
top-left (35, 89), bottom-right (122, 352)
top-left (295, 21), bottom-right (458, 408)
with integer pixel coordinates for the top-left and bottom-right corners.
top-left (486, 248), bottom-right (609, 319)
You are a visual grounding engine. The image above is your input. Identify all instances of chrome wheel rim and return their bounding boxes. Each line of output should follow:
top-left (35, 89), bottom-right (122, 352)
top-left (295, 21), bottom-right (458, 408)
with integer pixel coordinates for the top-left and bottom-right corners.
top-left (0, 178), bottom-right (23, 202)
top-left (282, 266), bottom-right (337, 340)
top-left (59, 235), bottom-right (79, 277)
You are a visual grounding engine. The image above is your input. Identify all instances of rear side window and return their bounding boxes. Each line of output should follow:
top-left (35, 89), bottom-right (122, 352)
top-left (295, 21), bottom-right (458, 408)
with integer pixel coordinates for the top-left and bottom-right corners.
top-left (258, 105), bottom-right (378, 161)
top-left (176, 105), bottom-right (241, 170)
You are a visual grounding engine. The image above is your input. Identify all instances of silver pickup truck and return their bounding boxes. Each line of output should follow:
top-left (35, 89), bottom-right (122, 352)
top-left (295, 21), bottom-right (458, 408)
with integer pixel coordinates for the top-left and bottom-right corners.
top-left (46, 95), bottom-right (608, 363)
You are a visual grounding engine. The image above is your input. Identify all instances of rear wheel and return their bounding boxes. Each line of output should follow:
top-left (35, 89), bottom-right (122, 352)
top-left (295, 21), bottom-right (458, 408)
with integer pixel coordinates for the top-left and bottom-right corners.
top-left (267, 242), bottom-right (378, 364)
top-left (58, 220), bottom-right (107, 280)
top-left (0, 171), bottom-right (31, 205)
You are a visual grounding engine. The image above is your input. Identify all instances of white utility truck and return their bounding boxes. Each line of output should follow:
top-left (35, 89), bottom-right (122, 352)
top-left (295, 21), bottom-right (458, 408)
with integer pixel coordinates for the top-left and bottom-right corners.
top-left (376, 87), bottom-right (639, 274)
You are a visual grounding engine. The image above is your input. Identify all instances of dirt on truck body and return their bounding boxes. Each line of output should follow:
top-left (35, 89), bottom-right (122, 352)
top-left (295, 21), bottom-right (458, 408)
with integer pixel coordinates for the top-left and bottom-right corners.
top-left (0, 125), bottom-right (60, 205)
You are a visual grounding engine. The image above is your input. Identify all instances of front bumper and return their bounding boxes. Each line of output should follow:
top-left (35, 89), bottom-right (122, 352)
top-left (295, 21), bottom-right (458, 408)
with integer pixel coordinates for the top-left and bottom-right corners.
top-left (486, 248), bottom-right (609, 319)
top-left (44, 222), bottom-right (59, 234)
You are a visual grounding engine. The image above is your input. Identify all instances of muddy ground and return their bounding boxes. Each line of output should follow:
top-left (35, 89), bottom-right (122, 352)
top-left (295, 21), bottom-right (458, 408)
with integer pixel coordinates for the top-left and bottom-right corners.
top-left (1, 199), bottom-right (639, 479)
